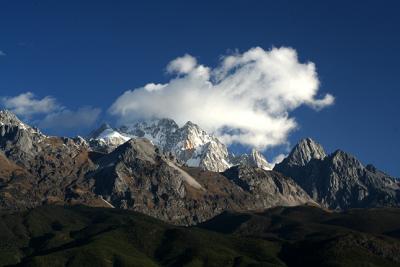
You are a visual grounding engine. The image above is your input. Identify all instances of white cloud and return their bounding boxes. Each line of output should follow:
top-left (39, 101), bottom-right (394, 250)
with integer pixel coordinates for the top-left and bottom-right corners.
top-left (0, 51), bottom-right (6, 56)
top-left (1, 92), bottom-right (101, 133)
top-left (166, 54), bottom-right (198, 74)
top-left (110, 47), bottom-right (334, 149)
top-left (39, 107), bottom-right (101, 131)
top-left (1, 92), bottom-right (59, 117)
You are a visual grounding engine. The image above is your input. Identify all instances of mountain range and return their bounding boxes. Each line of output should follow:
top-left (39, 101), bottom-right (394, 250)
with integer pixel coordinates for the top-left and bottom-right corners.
top-left (0, 109), bottom-right (399, 227)
top-left (87, 119), bottom-right (272, 172)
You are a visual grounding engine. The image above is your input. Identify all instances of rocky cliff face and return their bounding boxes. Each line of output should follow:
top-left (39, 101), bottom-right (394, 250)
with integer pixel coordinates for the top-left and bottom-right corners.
top-left (275, 138), bottom-right (400, 209)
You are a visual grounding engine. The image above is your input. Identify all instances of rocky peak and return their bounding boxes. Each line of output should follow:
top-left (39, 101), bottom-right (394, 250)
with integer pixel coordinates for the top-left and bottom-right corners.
top-left (230, 149), bottom-right (272, 170)
top-left (0, 110), bottom-right (20, 123)
top-left (158, 118), bottom-right (180, 130)
top-left (0, 110), bottom-right (43, 135)
top-left (284, 138), bottom-right (326, 167)
top-left (182, 121), bottom-right (200, 131)
top-left (109, 119), bottom-right (231, 172)
top-left (275, 140), bottom-right (400, 210)
top-left (0, 110), bottom-right (46, 158)
top-left (88, 123), bottom-right (113, 139)
top-left (102, 138), bottom-right (159, 165)
top-left (250, 148), bottom-right (273, 170)
top-left (329, 149), bottom-right (363, 169)
top-left (87, 123), bottom-right (131, 153)
top-left (179, 121), bottom-right (213, 149)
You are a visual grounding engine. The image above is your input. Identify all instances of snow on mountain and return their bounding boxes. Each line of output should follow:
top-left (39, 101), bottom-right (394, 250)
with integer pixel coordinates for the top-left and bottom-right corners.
top-left (88, 118), bottom-right (273, 172)
top-left (230, 148), bottom-right (273, 170)
top-left (87, 123), bottom-right (131, 153)
top-left (119, 119), bottom-right (231, 172)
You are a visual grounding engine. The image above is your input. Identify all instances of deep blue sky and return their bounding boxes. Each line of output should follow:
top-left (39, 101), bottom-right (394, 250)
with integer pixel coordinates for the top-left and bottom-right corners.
top-left (1, 0), bottom-right (399, 176)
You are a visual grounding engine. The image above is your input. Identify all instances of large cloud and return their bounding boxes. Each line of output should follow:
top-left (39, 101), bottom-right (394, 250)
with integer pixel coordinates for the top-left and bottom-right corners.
top-left (110, 47), bottom-right (334, 149)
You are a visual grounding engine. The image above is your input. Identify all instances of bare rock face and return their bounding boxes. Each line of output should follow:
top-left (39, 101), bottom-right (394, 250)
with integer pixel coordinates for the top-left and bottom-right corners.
top-left (275, 138), bottom-right (400, 209)
top-left (86, 138), bottom-right (314, 225)
top-left (222, 165), bottom-right (315, 207)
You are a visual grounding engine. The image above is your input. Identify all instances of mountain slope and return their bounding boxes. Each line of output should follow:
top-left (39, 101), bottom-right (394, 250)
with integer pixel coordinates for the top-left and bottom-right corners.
top-left (0, 110), bottom-right (109, 210)
top-left (86, 138), bottom-right (313, 225)
top-left (274, 138), bottom-right (400, 209)
top-left (200, 205), bottom-right (400, 267)
top-left (0, 205), bottom-right (285, 267)
top-left (2, 205), bottom-right (400, 267)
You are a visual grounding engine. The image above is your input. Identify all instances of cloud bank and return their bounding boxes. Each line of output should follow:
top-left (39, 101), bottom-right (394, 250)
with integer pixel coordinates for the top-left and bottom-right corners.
top-left (1, 92), bottom-right (101, 133)
top-left (110, 47), bottom-right (334, 149)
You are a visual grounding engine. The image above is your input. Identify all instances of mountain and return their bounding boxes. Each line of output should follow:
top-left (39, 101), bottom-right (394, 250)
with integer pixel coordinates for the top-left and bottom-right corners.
top-left (88, 119), bottom-right (232, 172)
top-left (279, 137), bottom-right (327, 167)
top-left (230, 148), bottom-right (273, 170)
top-left (1, 109), bottom-right (400, 224)
top-left (0, 110), bottom-right (313, 225)
top-left (88, 118), bottom-right (274, 172)
top-left (87, 138), bottom-right (313, 225)
top-left (0, 111), bottom-right (107, 210)
top-left (87, 123), bottom-right (131, 153)
top-left (2, 205), bottom-right (400, 267)
top-left (274, 138), bottom-right (400, 209)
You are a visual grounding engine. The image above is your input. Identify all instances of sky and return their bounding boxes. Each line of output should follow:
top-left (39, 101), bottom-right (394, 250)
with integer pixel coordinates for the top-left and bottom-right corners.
top-left (0, 0), bottom-right (399, 176)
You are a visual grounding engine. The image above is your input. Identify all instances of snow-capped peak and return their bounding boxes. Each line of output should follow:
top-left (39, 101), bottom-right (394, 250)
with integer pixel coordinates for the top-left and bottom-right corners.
top-left (250, 148), bottom-right (273, 170)
top-left (87, 118), bottom-right (274, 172)
top-left (87, 123), bottom-right (131, 153)
top-left (230, 148), bottom-right (273, 170)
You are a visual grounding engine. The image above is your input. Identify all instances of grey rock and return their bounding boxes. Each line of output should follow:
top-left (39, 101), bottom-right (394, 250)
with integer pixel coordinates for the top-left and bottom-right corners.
top-left (275, 139), bottom-right (400, 209)
top-left (87, 138), bottom-right (314, 225)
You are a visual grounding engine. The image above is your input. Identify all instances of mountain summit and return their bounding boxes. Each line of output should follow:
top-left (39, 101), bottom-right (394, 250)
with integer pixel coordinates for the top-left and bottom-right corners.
top-left (88, 118), bottom-right (273, 172)
top-left (281, 138), bottom-right (326, 167)
top-left (275, 139), bottom-right (400, 209)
